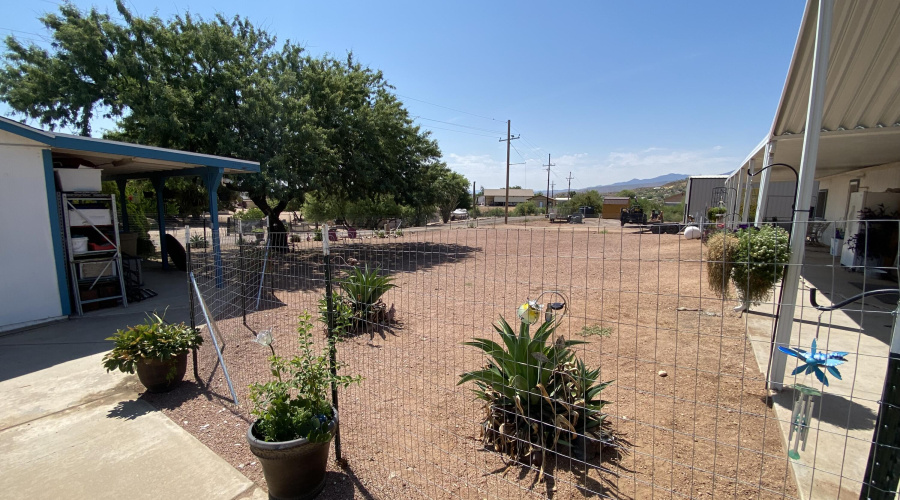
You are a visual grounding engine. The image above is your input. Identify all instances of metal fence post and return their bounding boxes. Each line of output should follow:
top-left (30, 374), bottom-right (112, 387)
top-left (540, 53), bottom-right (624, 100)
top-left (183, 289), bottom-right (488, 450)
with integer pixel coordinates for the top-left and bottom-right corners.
top-left (861, 300), bottom-right (900, 500)
top-left (321, 223), bottom-right (342, 462)
top-left (185, 226), bottom-right (199, 382)
top-left (239, 222), bottom-right (247, 328)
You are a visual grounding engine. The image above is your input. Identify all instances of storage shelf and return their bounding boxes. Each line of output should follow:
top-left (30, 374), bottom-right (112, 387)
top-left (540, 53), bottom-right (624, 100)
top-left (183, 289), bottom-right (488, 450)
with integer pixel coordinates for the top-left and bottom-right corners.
top-left (61, 193), bottom-right (128, 316)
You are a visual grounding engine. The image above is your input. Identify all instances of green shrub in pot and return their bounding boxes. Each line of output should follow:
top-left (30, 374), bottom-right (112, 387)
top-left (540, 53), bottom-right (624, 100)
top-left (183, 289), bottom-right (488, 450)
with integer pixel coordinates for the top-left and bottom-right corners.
top-left (247, 312), bottom-right (360, 499)
top-left (102, 312), bottom-right (203, 392)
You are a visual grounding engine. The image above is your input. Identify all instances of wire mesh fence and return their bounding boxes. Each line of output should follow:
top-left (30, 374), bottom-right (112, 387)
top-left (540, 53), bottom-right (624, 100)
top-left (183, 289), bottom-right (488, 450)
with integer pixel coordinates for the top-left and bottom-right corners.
top-left (184, 218), bottom-right (899, 499)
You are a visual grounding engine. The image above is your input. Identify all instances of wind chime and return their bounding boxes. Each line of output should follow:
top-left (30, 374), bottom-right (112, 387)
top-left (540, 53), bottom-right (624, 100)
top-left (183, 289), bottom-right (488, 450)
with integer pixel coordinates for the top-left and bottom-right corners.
top-left (778, 337), bottom-right (849, 459)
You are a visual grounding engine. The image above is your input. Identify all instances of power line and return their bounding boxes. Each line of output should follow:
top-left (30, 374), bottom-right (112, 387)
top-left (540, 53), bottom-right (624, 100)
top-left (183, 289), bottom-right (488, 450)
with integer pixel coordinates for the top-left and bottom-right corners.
top-left (417, 124), bottom-right (499, 138)
top-left (396, 93), bottom-right (501, 123)
top-left (413, 116), bottom-right (502, 135)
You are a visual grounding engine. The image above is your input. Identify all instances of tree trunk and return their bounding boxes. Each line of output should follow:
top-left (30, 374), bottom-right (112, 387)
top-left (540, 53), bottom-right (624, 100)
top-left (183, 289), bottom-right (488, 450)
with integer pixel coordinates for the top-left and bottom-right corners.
top-left (249, 195), bottom-right (289, 252)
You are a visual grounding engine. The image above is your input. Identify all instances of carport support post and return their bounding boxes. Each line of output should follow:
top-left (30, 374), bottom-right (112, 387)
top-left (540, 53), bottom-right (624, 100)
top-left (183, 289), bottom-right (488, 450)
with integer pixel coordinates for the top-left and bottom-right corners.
top-left (153, 176), bottom-right (168, 270)
top-left (116, 179), bottom-right (130, 233)
top-left (202, 167), bottom-right (224, 289)
top-left (768, 0), bottom-right (833, 391)
top-left (754, 142), bottom-right (775, 227)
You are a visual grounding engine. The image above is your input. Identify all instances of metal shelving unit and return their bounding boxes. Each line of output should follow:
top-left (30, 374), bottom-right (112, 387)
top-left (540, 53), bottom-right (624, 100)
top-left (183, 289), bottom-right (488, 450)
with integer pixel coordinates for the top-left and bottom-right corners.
top-left (61, 193), bottom-right (128, 315)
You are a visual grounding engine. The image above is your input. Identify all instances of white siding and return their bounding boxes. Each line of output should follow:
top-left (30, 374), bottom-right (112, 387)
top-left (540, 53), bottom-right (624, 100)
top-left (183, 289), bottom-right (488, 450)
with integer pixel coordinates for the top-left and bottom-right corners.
top-left (0, 132), bottom-right (64, 330)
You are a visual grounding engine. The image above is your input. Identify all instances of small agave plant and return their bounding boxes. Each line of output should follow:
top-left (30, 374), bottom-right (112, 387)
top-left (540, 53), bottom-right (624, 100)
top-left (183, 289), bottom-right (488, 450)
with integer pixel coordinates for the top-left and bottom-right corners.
top-left (459, 298), bottom-right (613, 480)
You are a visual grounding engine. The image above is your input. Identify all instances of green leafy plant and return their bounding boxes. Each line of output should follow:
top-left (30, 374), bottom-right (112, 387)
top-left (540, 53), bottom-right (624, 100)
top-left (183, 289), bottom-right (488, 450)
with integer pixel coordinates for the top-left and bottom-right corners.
top-left (236, 207), bottom-right (265, 221)
top-left (102, 312), bottom-right (203, 376)
top-left (486, 207), bottom-right (505, 218)
top-left (707, 206), bottom-right (727, 221)
top-left (731, 225), bottom-right (790, 304)
top-left (189, 234), bottom-right (208, 249)
top-left (335, 266), bottom-right (397, 331)
top-left (313, 229), bottom-right (323, 241)
top-left (290, 234), bottom-right (302, 243)
top-left (394, 229), bottom-right (403, 237)
top-left (459, 316), bottom-right (613, 475)
top-left (248, 312), bottom-right (360, 443)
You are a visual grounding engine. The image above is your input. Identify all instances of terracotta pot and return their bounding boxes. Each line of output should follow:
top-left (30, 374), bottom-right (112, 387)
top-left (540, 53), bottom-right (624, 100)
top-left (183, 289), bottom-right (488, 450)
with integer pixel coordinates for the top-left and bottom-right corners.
top-left (247, 409), bottom-right (337, 500)
top-left (135, 352), bottom-right (188, 393)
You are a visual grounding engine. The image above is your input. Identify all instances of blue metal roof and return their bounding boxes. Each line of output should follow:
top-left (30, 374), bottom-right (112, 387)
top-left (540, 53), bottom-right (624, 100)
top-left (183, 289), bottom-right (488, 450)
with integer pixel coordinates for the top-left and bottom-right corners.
top-left (0, 116), bottom-right (260, 174)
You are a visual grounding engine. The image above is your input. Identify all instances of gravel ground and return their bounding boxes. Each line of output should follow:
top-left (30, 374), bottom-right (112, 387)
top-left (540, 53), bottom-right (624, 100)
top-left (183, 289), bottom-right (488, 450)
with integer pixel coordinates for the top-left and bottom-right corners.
top-left (143, 224), bottom-right (798, 499)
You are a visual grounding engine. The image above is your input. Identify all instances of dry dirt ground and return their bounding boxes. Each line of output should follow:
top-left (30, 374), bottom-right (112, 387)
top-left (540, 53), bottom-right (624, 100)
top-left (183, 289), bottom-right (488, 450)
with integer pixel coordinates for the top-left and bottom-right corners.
top-left (143, 223), bottom-right (798, 499)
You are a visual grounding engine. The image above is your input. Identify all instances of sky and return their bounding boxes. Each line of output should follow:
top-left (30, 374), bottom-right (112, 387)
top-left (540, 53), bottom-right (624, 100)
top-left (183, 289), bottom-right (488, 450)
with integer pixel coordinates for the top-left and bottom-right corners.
top-left (1, 1), bottom-right (808, 192)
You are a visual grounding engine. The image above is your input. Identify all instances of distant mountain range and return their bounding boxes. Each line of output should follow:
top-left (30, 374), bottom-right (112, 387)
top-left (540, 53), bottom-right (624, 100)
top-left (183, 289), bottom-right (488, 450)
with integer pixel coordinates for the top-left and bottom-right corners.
top-left (577, 173), bottom-right (690, 194)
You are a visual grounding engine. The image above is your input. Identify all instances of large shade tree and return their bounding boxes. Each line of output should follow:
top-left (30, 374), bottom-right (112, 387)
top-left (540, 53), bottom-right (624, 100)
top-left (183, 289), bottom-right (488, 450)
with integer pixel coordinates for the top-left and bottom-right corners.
top-left (0, 0), bottom-right (446, 234)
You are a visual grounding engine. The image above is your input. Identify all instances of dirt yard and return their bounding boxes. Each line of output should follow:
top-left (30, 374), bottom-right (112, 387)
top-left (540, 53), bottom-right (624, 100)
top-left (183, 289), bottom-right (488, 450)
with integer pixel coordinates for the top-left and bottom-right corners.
top-left (144, 225), bottom-right (798, 499)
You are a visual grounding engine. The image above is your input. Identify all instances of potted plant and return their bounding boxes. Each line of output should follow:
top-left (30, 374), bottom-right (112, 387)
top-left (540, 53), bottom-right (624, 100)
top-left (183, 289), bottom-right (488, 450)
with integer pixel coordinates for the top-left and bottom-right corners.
top-left (102, 312), bottom-right (203, 392)
top-left (705, 225), bottom-right (790, 312)
top-left (247, 312), bottom-right (360, 499)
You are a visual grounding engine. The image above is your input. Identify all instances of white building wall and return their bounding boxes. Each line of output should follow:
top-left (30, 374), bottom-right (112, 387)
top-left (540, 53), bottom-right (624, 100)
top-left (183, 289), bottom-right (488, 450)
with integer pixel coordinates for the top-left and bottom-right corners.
top-left (815, 162), bottom-right (900, 245)
top-left (0, 132), bottom-right (64, 330)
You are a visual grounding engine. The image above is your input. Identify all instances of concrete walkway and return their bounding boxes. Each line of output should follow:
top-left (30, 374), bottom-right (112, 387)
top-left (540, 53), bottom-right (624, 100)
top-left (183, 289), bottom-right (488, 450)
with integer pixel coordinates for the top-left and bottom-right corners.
top-left (747, 246), bottom-right (897, 500)
top-left (0, 266), bottom-right (265, 500)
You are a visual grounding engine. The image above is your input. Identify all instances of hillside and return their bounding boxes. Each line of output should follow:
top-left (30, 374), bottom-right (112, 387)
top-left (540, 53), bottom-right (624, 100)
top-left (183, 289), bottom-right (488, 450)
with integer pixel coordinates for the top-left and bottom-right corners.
top-left (579, 173), bottom-right (689, 194)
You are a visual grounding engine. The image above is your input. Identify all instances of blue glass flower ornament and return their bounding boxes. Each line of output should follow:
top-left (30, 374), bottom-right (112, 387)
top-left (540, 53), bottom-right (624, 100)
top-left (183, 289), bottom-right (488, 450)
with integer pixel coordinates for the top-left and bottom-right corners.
top-left (778, 339), bottom-right (848, 386)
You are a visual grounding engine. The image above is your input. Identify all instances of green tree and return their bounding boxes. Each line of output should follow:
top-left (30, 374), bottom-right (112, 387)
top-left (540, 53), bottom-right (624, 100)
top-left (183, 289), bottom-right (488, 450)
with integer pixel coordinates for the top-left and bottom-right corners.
top-left (434, 170), bottom-right (470, 223)
top-left (1, 1), bottom-right (444, 239)
top-left (617, 189), bottom-right (637, 199)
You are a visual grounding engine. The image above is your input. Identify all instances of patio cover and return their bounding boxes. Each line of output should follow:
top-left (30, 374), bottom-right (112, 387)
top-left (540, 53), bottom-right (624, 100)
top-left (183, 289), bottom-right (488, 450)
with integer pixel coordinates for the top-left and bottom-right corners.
top-left (729, 0), bottom-right (900, 184)
top-left (0, 116), bottom-right (260, 288)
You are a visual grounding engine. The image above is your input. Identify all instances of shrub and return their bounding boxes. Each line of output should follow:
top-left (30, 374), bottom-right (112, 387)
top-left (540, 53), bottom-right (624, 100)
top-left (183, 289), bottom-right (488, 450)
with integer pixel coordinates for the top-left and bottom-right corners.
top-left (513, 201), bottom-right (538, 216)
top-left (248, 312), bottom-right (360, 443)
top-left (236, 207), bottom-right (265, 221)
top-left (578, 325), bottom-right (612, 337)
top-left (102, 312), bottom-right (203, 375)
top-left (707, 206), bottom-right (727, 221)
top-left (731, 225), bottom-right (790, 304)
top-left (486, 207), bottom-right (505, 218)
top-left (459, 315), bottom-right (613, 470)
top-left (290, 234), bottom-right (302, 243)
top-left (313, 229), bottom-right (322, 241)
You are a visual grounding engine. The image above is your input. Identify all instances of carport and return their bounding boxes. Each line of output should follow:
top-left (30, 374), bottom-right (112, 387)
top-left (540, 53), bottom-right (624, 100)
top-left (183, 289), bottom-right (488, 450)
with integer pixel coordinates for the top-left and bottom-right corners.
top-left (0, 117), bottom-right (259, 329)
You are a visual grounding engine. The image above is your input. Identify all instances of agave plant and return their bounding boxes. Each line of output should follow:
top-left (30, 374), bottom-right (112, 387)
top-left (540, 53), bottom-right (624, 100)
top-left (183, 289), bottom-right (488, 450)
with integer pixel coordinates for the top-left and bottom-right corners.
top-left (459, 315), bottom-right (613, 479)
top-left (336, 265), bottom-right (397, 331)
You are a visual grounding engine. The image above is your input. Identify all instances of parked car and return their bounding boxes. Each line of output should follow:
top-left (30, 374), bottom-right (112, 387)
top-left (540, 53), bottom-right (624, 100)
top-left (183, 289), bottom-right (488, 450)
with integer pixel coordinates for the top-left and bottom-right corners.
top-left (451, 209), bottom-right (469, 220)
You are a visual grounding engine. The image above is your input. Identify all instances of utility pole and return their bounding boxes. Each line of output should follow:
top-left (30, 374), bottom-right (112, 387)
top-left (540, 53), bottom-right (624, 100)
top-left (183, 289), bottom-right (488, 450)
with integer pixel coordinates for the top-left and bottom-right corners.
top-left (543, 154), bottom-right (555, 213)
top-left (567, 172), bottom-right (575, 198)
top-left (472, 181), bottom-right (476, 212)
top-left (499, 119), bottom-right (520, 224)
top-left (551, 181), bottom-right (555, 200)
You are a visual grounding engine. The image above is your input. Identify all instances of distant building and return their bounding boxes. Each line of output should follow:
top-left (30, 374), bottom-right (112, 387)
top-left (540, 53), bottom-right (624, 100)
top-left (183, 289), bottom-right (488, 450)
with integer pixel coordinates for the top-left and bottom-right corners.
top-left (528, 194), bottom-right (556, 209)
top-left (479, 188), bottom-right (535, 206)
top-left (663, 192), bottom-right (684, 206)
top-left (601, 196), bottom-right (630, 218)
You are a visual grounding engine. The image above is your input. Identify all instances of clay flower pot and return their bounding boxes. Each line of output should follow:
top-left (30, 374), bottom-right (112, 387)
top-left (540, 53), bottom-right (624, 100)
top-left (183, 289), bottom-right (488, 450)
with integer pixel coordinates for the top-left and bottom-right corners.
top-left (135, 352), bottom-right (188, 393)
top-left (247, 409), bottom-right (338, 500)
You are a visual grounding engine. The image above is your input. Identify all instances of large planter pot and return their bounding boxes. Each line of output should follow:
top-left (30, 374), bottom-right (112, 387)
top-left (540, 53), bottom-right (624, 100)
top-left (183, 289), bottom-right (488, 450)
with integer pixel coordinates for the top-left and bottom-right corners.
top-left (247, 409), bottom-right (337, 500)
top-left (135, 352), bottom-right (188, 393)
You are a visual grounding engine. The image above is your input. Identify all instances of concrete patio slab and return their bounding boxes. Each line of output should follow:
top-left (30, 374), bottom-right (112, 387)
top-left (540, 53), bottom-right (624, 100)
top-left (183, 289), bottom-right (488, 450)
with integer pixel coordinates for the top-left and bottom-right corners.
top-left (0, 266), bottom-right (265, 500)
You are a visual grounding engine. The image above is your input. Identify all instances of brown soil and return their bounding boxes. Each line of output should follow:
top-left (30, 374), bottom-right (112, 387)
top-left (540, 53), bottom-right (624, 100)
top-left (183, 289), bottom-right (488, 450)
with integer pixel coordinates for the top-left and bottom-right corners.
top-left (143, 224), bottom-right (798, 499)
